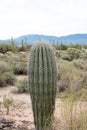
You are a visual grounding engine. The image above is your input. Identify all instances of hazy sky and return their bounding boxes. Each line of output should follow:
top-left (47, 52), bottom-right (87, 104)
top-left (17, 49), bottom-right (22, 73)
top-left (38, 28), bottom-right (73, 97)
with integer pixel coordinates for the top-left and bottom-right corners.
top-left (0, 0), bottom-right (87, 39)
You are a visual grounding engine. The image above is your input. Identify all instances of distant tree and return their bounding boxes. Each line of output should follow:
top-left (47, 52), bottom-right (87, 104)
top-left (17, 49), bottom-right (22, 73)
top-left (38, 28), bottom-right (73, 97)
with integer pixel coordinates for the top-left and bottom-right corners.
top-left (21, 39), bottom-right (24, 50)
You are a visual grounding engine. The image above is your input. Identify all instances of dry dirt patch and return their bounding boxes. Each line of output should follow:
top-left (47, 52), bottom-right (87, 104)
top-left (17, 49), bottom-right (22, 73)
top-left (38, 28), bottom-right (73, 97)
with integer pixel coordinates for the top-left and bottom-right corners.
top-left (0, 75), bottom-right (35, 130)
top-left (1, 75), bottom-right (86, 130)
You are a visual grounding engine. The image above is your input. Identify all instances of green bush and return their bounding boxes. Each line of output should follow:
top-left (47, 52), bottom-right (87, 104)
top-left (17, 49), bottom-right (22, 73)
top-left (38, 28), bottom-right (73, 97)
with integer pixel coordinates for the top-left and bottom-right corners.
top-left (16, 79), bottom-right (28, 93)
top-left (0, 44), bottom-right (9, 53)
top-left (59, 44), bottom-right (67, 50)
top-left (79, 71), bottom-right (87, 88)
top-left (0, 61), bottom-right (11, 73)
top-left (8, 43), bottom-right (18, 53)
top-left (12, 62), bottom-right (27, 75)
top-left (73, 59), bottom-right (86, 69)
top-left (68, 48), bottom-right (81, 59)
top-left (0, 72), bottom-right (15, 87)
top-left (18, 52), bottom-right (28, 62)
top-left (61, 54), bottom-right (72, 61)
top-left (0, 43), bottom-right (18, 53)
top-left (4, 72), bottom-right (15, 85)
top-left (0, 61), bottom-right (15, 87)
top-left (11, 52), bottom-right (28, 75)
top-left (4, 53), bottom-right (19, 65)
top-left (58, 60), bottom-right (81, 90)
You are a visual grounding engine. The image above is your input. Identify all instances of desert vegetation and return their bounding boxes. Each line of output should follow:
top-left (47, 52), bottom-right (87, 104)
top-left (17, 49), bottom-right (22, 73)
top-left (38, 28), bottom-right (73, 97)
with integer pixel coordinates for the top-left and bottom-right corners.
top-left (0, 41), bottom-right (87, 130)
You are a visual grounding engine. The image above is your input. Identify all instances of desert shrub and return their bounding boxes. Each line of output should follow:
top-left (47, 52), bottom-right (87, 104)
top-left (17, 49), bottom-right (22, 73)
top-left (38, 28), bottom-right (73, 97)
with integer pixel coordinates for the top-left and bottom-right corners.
top-left (0, 72), bottom-right (15, 87)
top-left (10, 52), bottom-right (28, 63)
top-left (80, 52), bottom-right (87, 59)
top-left (57, 60), bottom-right (81, 91)
top-left (0, 61), bottom-right (11, 73)
top-left (0, 61), bottom-right (15, 87)
top-left (5, 53), bottom-right (20, 65)
top-left (57, 58), bottom-right (87, 93)
top-left (79, 48), bottom-right (87, 59)
top-left (0, 51), bottom-right (29, 65)
top-left (82, 49), bottom-right (87, 58)
top-left (61, 54), bottom-right (72, 61)
top-left (7, 52), bottom-right (28, 75)
top-left (18, 52), bottom-right (28, 62)
top-left (16, 79), bottom-right (28, 93)
top-left (8, 43), bottom-right (18, 53)
top-left (12, 62), bottom-right (27, 75)
top-left (18, 43), bottom-right (31, 52)
top-left (60, 44), bottom-right (67, 50)
top-left (0, 43), bottom-right (18, 53)
top-left (67, 48), bottom-right (81, 59)
top-left (2, 54), bottom-right (18, 66)
top-left (73, 59), bottom-right (86, 69)
top-left (60, 50), bottom-right (68, 56)
top-left (4, 72), bottom-right (15, 85)
top-left (68, 43), bottom-right (82, 49)
top-left (0, 44), bottom-right (9, 53)
top-left (78, 71), bottom-right (87, 89)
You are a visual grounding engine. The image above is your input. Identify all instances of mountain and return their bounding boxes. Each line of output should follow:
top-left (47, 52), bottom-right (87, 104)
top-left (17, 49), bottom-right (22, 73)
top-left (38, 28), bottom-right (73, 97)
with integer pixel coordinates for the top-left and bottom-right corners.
top-left (58, 34), bottom-right (87, 44)
top-left (0, 34), bottom-right (87, 45)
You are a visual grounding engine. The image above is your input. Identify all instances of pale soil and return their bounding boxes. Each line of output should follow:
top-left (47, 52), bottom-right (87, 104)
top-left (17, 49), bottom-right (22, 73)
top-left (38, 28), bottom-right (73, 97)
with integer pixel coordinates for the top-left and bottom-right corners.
top-left (0, 75), bottom-right (62, 130)
top-left (0, 75), bottom-right (87, 130)
top-left (0, 75), bottom-right (35, 130)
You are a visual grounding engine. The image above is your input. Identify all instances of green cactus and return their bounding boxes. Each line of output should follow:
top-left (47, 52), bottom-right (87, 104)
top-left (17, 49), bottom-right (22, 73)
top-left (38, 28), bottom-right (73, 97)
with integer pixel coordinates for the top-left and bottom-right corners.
top-left (28, 42), bottom-right (57, 130)
top-left (3, 94), bottom-right (14, 115)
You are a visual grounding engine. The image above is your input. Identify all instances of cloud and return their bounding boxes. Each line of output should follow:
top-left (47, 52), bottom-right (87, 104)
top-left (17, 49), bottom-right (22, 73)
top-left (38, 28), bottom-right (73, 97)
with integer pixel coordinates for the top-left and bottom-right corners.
top-left (0, 0), bottom-right (87, 39)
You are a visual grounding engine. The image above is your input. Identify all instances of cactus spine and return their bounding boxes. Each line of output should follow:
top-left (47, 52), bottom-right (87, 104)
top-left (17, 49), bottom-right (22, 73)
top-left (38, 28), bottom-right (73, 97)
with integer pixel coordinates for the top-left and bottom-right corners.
top-left (28, 42), bottom-right (57, 130)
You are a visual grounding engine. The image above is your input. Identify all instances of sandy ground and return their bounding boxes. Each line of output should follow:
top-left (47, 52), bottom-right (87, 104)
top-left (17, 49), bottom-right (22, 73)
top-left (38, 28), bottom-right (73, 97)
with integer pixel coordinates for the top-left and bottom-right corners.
top-left (0, 75), bottom-right (35, 130)
top-left (0, 88), bottom-right (35, 130)
top-left (0, 75), bottom-right (62, 130)
top-left (1, 75), bottom-right (86, 130)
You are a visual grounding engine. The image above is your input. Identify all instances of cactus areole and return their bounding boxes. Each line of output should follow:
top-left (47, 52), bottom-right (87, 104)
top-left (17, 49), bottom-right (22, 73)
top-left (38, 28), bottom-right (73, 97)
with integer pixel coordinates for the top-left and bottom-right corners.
top-left (28, 42), bottom-right (57, 130)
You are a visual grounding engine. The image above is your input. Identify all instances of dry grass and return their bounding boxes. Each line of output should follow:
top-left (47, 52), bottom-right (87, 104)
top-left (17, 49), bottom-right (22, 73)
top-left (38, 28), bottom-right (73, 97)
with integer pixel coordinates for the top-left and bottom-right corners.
top-left (53, 93), bottom-right (87, 130)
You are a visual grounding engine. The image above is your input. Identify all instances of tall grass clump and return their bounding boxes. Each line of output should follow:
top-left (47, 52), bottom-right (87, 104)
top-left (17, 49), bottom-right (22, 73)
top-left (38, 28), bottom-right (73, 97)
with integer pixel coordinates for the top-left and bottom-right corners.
top-left (53, 92), bottom-right (87, 130)
top-left (61, 94), bottom-right (87, 130)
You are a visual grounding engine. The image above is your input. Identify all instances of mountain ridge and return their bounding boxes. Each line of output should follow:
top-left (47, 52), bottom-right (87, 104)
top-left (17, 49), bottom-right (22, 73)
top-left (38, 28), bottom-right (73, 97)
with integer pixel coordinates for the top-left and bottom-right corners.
top-left (0, 33), bottom-right (87, 45)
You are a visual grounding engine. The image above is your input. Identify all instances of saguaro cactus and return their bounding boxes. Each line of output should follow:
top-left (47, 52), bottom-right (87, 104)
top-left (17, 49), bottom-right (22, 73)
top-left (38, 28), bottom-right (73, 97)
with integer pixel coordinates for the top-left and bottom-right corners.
top-left (28, 42), bottom-right (57, 130)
